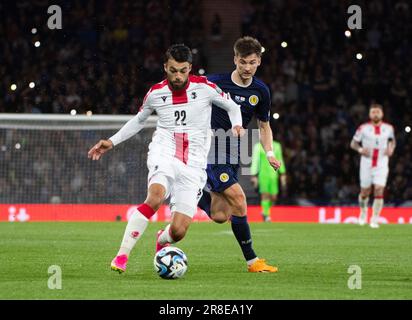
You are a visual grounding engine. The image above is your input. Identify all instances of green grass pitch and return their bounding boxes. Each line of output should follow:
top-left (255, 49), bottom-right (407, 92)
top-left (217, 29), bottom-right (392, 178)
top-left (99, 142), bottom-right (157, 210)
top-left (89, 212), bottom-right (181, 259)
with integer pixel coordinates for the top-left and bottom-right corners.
top-left (0, 222), bottom-right (411, 299)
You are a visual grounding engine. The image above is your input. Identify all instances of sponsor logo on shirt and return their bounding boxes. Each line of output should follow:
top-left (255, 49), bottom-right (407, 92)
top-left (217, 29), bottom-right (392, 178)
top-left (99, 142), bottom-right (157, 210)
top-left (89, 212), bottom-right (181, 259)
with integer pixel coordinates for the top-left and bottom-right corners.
top-left (235, 95), bottom-right (246, 103)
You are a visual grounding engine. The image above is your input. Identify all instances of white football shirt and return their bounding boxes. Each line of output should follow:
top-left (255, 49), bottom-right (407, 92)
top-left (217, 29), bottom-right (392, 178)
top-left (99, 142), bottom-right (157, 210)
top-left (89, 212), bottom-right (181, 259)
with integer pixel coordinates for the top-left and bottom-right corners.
top-left (109, 75), bottom-right (242, 168)
top-left (353, 122), bottom-right (395, 168)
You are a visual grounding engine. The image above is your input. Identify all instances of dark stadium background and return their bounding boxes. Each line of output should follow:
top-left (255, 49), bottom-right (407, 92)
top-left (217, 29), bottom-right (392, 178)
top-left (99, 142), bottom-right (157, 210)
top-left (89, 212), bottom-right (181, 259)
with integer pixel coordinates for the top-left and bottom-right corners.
top-left (1, 0), bottom-right (411, 207)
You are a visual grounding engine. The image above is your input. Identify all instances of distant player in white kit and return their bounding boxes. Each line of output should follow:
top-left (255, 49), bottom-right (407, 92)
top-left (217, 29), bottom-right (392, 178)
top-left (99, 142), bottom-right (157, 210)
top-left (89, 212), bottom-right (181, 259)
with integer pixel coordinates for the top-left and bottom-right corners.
top-left (350, 104), bottom-right (396, 228)
top-left (88, 44), bottom-right (243, 273)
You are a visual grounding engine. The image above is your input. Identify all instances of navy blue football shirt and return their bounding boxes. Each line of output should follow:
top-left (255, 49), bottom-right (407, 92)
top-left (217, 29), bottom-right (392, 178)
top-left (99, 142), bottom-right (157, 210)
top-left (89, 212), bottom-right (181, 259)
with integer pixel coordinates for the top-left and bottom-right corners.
top-left (207, 73), bottom-right (271, 164)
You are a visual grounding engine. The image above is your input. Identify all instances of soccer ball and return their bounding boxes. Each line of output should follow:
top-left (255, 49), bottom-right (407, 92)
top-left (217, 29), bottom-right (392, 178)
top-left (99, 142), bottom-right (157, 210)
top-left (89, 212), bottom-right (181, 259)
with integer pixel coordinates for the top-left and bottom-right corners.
top-left (154, 246), bottom-right (188, 279)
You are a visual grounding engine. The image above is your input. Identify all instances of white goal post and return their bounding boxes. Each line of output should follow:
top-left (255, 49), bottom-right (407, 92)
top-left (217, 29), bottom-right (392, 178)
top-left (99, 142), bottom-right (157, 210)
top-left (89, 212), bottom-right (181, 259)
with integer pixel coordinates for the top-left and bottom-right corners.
top-left (0, 113), bottom-right (158, 130)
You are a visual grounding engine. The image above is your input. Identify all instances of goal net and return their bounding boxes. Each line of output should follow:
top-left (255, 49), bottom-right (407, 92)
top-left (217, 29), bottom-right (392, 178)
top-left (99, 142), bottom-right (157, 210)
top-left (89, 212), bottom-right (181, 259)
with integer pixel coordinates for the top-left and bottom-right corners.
top-left (0, 114), bottom-right (157, 205)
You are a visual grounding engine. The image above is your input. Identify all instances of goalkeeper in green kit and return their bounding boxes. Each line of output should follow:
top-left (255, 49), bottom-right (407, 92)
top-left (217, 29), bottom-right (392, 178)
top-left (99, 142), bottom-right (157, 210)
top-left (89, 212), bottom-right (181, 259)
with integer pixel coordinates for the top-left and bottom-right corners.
top-left (250, 138), bottom-right (287, 222)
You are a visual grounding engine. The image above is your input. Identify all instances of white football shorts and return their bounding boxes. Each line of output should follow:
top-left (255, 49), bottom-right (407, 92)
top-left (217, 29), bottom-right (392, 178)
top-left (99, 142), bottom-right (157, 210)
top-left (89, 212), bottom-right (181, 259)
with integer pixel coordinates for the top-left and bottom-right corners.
top-left (359, 163), bottom-right (389, 188)
top-left (147, 155), bottom-right (206, 217)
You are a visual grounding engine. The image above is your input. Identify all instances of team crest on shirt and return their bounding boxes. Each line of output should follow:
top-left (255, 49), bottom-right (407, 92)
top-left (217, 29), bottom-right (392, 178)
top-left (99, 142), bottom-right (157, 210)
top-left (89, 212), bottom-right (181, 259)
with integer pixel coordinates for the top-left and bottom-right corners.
top-left (219, 173), bottom-right (229, 183)
top-left (249, 95), bottom-right (259, 106)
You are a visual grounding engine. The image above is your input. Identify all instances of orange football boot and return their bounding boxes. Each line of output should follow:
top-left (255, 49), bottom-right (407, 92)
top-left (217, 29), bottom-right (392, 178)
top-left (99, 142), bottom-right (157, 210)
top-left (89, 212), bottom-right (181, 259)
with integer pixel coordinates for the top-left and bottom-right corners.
top-left (248, 259), bottom-right (278, 273)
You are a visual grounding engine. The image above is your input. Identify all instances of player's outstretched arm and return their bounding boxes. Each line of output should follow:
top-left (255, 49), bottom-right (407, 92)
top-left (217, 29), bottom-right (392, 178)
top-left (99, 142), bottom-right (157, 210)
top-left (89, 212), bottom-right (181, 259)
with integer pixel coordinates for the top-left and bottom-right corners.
top-left (258, 120), bottom-right (281, 171)
top-left (108, 110), bottom-right (150, 146)
top-left (87, 105), bottom-right (153, 161)
top-left (88, 140), bottom-right (113, 160)
top-left (211, 91), bottom-right (244, 136)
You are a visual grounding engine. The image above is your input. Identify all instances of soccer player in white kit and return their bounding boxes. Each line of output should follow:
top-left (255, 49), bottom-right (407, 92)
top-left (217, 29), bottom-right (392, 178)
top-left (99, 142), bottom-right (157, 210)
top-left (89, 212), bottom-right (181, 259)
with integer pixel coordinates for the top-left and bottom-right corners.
top-left (350, 104), bottom-right (396, 228)
top-left (88, 44), bottom-right (243, 273)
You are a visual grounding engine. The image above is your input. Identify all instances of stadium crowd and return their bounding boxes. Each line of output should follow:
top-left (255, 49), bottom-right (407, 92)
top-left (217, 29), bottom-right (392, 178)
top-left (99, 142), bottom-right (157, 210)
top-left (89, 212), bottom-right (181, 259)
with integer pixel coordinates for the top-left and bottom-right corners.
top-left (1, 0), bottom-right (411, 205)
top-left (0, 0), bottom-right (206, 114)
top-left (243, 0), bottom-right (412, 205)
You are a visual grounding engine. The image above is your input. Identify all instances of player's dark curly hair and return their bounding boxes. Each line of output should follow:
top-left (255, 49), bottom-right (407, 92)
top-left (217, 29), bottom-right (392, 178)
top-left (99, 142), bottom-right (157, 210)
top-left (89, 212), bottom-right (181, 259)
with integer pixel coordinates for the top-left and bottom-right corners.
top-left (234, 36), bottom-right (263, 57)
top-left (164, 44), bottom-right (193, 63)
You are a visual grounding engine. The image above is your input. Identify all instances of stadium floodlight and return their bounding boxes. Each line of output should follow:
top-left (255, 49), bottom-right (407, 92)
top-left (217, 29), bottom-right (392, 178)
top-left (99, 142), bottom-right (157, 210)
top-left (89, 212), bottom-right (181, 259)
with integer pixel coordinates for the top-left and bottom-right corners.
top-left (10, 84), bottom-right (17, 91)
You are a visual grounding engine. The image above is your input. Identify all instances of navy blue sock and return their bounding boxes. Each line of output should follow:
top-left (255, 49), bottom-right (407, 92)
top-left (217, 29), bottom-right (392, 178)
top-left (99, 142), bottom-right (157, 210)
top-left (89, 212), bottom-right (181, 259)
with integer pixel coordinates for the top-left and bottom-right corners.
top-left (198, 190), bottom-right (211, 216)
top-left (231, 215), bottom-right (257, 261)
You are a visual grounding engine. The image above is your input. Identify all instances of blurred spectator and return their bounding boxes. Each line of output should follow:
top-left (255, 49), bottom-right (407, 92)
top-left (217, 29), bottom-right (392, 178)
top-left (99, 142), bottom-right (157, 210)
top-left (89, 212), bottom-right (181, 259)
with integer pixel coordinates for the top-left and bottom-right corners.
top-left (210, 13), bottom-right (222, 41)
top-left (1, 0), bottom-right (411, 205)
top-left (243, 0), bottom-right (412, 205)
top-left (0, 0), bottom-right (207, 115)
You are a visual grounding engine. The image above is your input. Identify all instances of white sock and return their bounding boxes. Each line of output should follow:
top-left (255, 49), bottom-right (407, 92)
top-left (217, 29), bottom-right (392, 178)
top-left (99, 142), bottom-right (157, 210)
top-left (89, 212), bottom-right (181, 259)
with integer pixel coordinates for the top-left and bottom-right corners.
top-left (358, 195), bottom-right (369, 220)
top-left (158, 224), bottom-right (176, 245)
top-left (247, 257), bottom-right (259, 266)
top-left (117, 210), bottom-right (149, 256)
top-left (372, 198), bottom-right (384, 222)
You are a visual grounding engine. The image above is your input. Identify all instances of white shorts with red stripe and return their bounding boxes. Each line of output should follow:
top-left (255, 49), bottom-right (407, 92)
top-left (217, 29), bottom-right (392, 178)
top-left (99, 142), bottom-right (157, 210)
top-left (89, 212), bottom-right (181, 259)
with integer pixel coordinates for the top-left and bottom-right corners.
top-left (147, 155), bottom-right (207, 217)
top-left (359, 162), bottom-right (389, 188)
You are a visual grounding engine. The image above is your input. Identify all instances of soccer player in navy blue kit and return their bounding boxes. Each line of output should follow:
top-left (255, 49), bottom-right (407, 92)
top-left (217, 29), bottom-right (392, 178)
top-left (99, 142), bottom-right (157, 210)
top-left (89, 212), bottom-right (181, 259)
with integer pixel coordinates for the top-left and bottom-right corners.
top-left (198, 37), bottom-right (281, 272)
